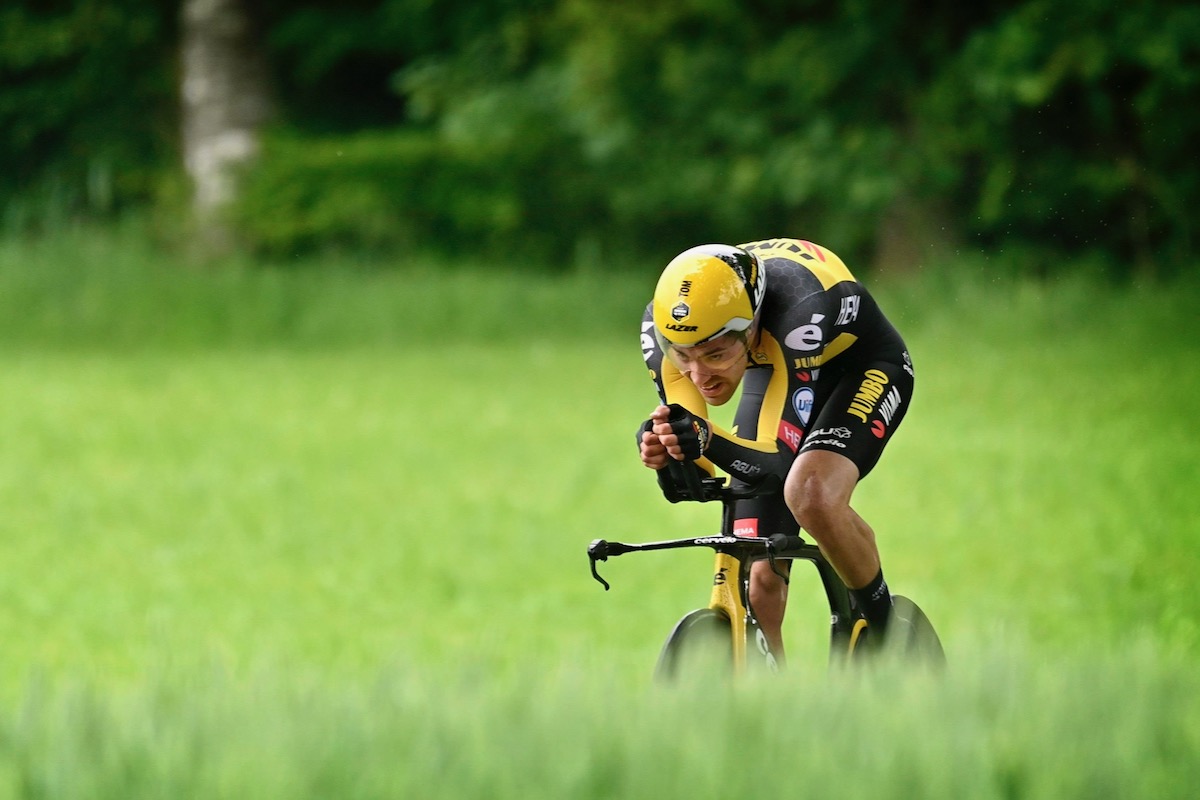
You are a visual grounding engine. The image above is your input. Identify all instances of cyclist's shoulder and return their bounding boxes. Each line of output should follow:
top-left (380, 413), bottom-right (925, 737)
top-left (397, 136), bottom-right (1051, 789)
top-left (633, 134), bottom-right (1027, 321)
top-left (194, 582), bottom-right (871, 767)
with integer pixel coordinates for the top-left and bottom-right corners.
top-left (739, 238), bottom-right (860, 295)
top-left (740, 238), bottom-right (862, 323)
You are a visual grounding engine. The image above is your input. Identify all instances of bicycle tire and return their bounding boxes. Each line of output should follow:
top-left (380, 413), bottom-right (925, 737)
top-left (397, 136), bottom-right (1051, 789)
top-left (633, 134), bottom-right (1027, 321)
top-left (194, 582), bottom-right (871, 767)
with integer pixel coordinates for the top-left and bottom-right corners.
top-left (654, 608), bottom-right (733, 682)
top-left (883, 595), bottom-right (946, 667)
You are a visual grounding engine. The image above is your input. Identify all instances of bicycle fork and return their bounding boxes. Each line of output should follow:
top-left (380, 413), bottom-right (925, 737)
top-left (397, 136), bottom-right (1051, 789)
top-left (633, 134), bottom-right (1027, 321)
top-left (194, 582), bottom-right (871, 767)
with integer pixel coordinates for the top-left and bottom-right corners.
top-left (708, 551), bottom-right (778, 675)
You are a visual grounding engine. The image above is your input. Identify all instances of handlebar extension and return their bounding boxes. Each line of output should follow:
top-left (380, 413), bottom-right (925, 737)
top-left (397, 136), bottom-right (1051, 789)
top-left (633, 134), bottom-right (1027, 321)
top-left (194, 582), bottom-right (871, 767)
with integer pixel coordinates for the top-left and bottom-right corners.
top-left (657, 463), bottom-right (783, 503)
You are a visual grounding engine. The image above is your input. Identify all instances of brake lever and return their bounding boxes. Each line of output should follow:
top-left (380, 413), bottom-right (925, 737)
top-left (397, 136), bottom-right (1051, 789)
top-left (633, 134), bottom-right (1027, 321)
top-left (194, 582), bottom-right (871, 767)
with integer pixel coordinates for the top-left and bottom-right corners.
top-left (587, 539), bottom-right (611, 591)
top-left (765, 534), bottom-right (791, 586)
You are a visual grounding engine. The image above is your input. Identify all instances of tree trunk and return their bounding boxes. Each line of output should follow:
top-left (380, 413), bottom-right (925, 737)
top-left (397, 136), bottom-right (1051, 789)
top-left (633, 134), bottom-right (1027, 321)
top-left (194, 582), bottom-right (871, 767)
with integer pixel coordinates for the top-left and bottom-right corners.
top-left (180, 0), bottom-right (272, 252)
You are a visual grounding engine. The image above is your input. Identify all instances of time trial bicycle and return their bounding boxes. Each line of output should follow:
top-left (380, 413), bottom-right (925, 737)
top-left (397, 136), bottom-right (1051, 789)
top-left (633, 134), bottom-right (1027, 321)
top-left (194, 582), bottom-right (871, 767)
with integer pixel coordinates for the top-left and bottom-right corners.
top-left (587, 462), bottom-right (944, 680)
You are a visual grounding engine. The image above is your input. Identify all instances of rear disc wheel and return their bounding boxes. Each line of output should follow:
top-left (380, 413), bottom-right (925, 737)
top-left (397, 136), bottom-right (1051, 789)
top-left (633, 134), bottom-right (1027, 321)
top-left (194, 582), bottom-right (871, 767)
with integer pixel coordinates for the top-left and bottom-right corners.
top-left (883, 595), bottom-right (946, 667)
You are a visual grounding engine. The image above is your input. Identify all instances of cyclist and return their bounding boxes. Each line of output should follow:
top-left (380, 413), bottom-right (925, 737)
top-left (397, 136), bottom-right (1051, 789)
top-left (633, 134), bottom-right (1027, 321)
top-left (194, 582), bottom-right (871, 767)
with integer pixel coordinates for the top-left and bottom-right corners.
top-left (638, 239), bottom-right (915, 661)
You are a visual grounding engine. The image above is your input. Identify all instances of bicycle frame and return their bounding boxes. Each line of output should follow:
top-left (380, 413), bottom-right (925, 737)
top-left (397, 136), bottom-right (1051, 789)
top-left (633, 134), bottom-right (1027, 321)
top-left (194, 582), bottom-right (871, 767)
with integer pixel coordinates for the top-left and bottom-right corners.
top-left (587, 472), bottom-right (857, 676)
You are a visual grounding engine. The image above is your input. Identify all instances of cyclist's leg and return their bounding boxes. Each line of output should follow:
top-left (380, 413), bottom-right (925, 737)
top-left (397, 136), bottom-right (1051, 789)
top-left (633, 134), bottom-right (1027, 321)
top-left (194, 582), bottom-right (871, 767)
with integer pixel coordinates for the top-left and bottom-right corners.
top-left (734, 495), bottom-right (797, 664)
top-left (749, 559), bottom-right (789, 662)
top-left (785, 451), bottom-right (878, 589)
top-left (785, 356), bottom-right (914, 639)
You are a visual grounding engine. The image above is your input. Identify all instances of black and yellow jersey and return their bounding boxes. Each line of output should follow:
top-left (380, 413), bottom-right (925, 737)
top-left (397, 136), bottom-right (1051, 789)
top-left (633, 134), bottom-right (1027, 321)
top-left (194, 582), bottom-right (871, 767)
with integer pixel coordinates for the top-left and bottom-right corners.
top-left (641, 238), bottom-right (914, 495)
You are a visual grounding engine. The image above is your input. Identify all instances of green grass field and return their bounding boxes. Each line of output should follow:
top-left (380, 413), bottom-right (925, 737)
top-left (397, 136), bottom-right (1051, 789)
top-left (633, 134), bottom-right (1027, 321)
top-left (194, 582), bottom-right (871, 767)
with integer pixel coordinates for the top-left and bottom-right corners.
top-left (1, 226), bottom-right (1198, 796)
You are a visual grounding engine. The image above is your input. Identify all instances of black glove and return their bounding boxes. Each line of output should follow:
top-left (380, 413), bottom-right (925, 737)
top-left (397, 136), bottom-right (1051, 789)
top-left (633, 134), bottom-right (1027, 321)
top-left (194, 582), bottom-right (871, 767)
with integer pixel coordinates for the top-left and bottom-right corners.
top-left (665, 403), bottom-right (711, 460)
top-left (637, 417), bottom-right (707, 502)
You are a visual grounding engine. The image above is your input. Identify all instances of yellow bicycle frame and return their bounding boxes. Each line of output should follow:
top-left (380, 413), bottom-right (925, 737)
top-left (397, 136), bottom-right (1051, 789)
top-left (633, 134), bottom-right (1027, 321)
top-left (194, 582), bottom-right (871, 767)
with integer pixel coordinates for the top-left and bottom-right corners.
top-left (708, 551), bottom-right (751, 673)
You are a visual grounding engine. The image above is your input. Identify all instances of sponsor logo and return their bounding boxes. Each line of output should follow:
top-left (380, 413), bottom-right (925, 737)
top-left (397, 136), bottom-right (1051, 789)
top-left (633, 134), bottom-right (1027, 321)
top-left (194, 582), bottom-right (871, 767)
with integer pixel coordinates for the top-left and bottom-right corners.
top-left (846, 368), bottom-right (889, 423)
top-left (902, 350), bottom-right (915, 378)
top-left (747, 258), bottom-right (761, 299)
top-left (799, 240), bottom-right (827, 262)
top-left (793, 333), bottom-right (855, 369)
top-left (698, 537), bottom-right (738, 546)
top-left (713, 565), bottom-right (730, 585)
top-left (879, 386), bottom-right (902, 425)
top-left (733, 518), bottom-right (759, 537)
top-left (671, 301), bottom-right (689, 320)
top-left (871, 420), bottom-right (887, 438)
top-left (784, 314), bottom-right (825, 351)
top-left (778, 420), bottom-right (804, 453)
top-left (796, 369), bottom-right (812, 382)
top-left (792, 387), bottom-right (815, 426)
top-left (744, 239), bottom-right (825, 262)
top-left (755, 628), bottom-right (780, 672)
top-left (809, 426), bottom-right (852, 439)
top-left (835, 294), bottom-right (861, 326)
top-left (803, 438), bottom-right (848, 449)
top-left (641, 321), bottom-right (656, 361)
top-left (691, 419), bottom-right (710, 453)
top-left (730, 459), bottom-right (762, 477)
top-left (664, 322), bottom-right (697, 332)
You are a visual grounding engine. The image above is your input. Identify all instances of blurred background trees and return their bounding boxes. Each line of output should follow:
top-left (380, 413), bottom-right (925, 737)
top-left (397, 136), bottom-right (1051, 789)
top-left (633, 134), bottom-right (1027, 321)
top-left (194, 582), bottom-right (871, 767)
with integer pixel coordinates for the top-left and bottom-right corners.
top-left (1, 0), bottom-right (1196, 277)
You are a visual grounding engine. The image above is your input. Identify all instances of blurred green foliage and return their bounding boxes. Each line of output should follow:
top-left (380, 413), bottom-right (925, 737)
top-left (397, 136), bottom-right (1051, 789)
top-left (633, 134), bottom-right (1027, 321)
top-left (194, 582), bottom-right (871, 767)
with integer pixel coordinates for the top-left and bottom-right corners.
top-left (1, 0), bottom-right (1196, 275)
top-left (0, 0), bottom-right (176, 226)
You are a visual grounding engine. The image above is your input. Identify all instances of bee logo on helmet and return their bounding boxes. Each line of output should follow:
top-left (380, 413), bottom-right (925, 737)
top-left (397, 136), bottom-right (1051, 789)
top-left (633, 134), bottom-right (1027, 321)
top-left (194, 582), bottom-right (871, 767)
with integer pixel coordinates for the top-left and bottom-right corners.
top-left (652, 244), bottom-right (766, 349)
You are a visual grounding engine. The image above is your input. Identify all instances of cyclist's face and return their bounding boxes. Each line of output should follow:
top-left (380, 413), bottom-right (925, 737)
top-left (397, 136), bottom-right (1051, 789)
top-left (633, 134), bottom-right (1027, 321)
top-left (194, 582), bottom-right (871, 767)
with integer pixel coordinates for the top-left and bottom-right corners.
top-left (666, 332), bottom-right (751, 406)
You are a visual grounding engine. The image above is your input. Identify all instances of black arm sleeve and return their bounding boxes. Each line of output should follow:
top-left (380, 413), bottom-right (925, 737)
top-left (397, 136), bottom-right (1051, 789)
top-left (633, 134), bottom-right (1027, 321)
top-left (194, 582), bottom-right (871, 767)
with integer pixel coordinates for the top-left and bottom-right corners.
top-left (703, 432), bottom-right (793, 484)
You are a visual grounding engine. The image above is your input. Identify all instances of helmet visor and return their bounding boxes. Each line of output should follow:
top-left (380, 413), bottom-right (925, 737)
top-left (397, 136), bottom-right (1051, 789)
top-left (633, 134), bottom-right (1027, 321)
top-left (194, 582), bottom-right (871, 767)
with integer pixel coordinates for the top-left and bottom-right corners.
top-left (657, 330), bottom-right (751, 373)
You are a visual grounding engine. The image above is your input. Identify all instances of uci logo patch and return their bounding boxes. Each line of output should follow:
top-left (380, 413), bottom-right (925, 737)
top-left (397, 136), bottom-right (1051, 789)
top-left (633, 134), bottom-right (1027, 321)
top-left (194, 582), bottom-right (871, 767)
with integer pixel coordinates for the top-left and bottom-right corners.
top-left (671, 302), bottom-right (690, 321)
top-left (792, 387), bottom-right (814, 426)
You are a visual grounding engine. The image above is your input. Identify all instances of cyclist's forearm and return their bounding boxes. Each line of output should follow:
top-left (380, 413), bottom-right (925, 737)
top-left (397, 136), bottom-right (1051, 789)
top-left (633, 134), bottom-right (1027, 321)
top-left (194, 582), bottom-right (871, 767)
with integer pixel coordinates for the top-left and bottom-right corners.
top-left (704, 424), bottom-right (792, 483)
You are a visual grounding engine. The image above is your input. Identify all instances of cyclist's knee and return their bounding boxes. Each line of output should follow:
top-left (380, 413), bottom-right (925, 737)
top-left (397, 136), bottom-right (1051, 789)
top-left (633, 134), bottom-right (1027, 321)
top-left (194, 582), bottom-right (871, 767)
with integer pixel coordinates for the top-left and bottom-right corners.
top-left (784, 471), bottom-right (824, 521)
top-left (784, 461), bottom-right (852, 535)
top-left (750, 559), bottom-right (789, 593)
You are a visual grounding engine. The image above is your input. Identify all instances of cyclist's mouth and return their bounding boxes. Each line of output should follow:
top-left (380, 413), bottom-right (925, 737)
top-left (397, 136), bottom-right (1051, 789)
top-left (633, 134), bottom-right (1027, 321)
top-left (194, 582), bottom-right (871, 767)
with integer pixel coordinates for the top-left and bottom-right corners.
top-left (699, 381), bottom-right (724, 397)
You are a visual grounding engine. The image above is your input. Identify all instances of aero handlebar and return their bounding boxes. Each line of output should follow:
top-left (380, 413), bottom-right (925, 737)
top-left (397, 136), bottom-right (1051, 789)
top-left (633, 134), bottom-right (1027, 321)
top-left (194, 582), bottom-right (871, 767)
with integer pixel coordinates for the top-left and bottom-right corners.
top-left (587, 531), bottom-right (808, 591)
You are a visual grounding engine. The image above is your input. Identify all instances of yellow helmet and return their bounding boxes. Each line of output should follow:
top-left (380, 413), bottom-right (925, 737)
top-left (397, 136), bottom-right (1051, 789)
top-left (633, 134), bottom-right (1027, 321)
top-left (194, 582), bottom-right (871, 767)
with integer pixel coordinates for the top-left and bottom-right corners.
top-left (652, 244), bottom-right (766, 348)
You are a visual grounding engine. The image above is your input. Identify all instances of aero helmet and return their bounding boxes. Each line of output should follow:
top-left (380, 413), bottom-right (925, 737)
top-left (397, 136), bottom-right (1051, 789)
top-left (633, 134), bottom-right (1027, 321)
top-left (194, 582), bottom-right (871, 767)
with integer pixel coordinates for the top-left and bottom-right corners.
top-left (652, 244), bottom-right (766, 349)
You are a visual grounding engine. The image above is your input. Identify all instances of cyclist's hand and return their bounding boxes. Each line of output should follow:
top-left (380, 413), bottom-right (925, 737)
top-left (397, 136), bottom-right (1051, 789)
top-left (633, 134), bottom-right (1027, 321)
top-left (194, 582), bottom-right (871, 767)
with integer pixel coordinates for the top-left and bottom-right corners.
top-left (651, 403), bottom-right (711, 461)
top-left (639, 418), bottom-right (670, 470)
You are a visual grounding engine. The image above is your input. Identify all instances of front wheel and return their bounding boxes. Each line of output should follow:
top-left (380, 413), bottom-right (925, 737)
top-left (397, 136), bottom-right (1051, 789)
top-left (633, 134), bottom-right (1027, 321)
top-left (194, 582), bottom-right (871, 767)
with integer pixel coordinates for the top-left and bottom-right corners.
top-left (654, 608), bottom-right (733, 682)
